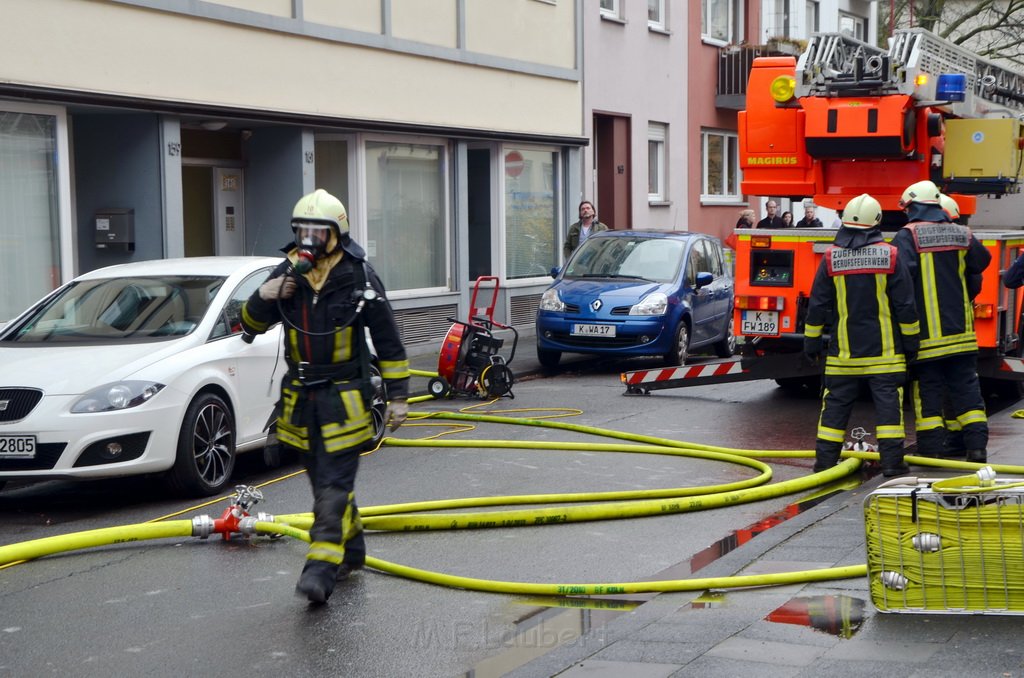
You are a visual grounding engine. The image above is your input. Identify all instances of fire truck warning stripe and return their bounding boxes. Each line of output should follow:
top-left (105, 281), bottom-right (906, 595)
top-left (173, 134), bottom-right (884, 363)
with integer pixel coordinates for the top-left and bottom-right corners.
top-left (1000, 358), bottom-right (1024, 373)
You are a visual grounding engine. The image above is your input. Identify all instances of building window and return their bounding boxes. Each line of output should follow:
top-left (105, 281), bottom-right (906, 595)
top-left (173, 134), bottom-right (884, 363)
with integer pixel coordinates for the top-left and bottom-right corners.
top-left (648, 123), bottom-right (667, 203)
top-left (600, 0), bottom-right (620, 20)
top-left (701, 129), bottom-right (741, 202)
top-left (0, 107), bottom-right (66, 320)
top-left (648, 0), bottom-right (665, 30)
top-left (839, 12), bottom-right (866, 41)
top-left (504, 147), bottom-right (559, 280)
top-left (806, 0), bottom-right (819, 32)
top-left (364, 140), bottom-right (448, 292)
top-left (766, 0), bottom-right (791, 39)
top-left (702, 0), bottom-right (743, 44)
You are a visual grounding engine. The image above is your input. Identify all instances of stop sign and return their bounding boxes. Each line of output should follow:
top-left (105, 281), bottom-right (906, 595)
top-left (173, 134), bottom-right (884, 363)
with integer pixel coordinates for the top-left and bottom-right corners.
top-left (505, 151), bottom-right (525, 177)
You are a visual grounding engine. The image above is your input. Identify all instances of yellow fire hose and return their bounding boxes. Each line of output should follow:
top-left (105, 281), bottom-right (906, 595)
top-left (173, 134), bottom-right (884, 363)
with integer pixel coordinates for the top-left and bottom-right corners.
top-left (2, 406), bottom-right (1023, 601)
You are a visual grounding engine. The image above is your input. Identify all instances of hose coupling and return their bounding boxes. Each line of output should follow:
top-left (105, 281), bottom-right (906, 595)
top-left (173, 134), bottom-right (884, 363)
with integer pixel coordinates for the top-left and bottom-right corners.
top-left (238, 514), bottom-right (282, 538)
top-left (911, 532), bottom-right (941, 552)
top-left (880, 570), bottom-right (909, 591)
top-left (237, 516), bottom-right (259, 535)
top-left (976, 465), bottom-right (996, 487)
top-left (192, 514), bottom-right (215, 539)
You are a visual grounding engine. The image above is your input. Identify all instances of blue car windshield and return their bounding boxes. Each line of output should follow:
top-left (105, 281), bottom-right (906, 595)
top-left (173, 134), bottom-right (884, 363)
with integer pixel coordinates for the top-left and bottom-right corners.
top-left (565, 237), bottom-right (684, 283)
top-left (4, 276), bottom-right (225, 343)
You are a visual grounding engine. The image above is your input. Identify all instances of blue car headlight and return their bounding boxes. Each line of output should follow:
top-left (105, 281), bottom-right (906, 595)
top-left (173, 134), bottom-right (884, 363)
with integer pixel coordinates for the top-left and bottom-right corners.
top-left (71, 381), bottom-right (166, 413)
top-left (539, 288), bottom-right (565, 312)
top-left (630, 292), bottom-right (668, 316)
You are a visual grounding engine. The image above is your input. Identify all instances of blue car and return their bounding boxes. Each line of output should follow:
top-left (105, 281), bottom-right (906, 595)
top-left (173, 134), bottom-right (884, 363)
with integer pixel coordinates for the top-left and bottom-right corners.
top-left (535, 230), bottom-right (735, 368)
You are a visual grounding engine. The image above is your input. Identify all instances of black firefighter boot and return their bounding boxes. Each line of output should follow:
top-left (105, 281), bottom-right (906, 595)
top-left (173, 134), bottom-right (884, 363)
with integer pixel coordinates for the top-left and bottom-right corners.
top-left (813, 441), bottom-right (842, 473)
top-left (879, 443), bottom-right (910, 478)
top-left (296, 560), bottom-right (339, 604)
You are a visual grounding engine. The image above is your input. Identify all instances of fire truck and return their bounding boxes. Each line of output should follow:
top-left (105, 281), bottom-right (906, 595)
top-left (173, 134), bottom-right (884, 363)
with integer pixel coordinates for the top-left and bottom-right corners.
top-left (623, 28), bottom-right (1024, 396)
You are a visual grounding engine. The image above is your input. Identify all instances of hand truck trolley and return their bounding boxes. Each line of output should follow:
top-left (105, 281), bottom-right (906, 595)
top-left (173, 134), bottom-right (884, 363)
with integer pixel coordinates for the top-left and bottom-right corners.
top-left (429, 276), bottom-right (518, 399)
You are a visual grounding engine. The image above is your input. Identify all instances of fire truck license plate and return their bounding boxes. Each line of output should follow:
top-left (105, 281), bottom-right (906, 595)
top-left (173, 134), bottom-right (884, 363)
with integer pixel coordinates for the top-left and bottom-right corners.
top-left (0, 435), bottom-right (36, 458)
top-left (571, 323), bottom-right (616, 337)
top-left (741, 310), bottom-right (779, 336)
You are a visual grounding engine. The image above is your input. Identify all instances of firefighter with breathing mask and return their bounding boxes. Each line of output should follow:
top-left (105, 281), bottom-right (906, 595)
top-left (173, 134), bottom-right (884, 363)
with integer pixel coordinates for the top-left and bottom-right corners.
top-left (804, 193), bottom-right (920, 477)
top-left (892, 180), bottom-right (991, 463)
top-left (241, 189), bottom-right (410, 604)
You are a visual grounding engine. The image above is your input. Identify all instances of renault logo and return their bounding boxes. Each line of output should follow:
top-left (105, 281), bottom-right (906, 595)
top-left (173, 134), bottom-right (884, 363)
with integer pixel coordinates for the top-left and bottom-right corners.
top-left (590, 299), bottom-right (602, 312)
top-left (0, 400), bottom-right (8, 412)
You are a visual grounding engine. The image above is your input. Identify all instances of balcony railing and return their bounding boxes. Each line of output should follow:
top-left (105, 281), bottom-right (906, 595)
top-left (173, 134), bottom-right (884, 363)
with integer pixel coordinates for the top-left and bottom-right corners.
top-left (716, 41), bottom-right (803, 110)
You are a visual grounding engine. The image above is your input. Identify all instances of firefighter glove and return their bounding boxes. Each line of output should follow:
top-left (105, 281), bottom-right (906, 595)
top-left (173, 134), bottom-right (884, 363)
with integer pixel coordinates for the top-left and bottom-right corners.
top-left (803, 336), bottom-right (824, 362)
top-left (259, 276), bottom-right (297, 301)
top-left (385, 399), bottom-right (408, 431)
top-left (902, 334), bottom-right (919, 363)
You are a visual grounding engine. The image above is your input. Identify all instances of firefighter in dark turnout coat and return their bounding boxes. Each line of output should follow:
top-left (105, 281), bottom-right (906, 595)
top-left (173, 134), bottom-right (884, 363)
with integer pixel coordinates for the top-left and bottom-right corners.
top-left (804, 194), bottom-right (920, 477)
top-left (241, 189), bottom-right (410, 604)
top-left (891, 180), bottom-right (992, 463)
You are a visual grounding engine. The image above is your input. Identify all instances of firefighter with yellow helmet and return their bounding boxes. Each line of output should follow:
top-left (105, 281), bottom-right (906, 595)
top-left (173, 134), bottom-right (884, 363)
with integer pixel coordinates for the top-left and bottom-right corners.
top-left (892, 180), bottom-right (992, 462)
top-left (241, 189), bottom-right (410, 604)
top-left (804, 193), bottom-right (920, 476)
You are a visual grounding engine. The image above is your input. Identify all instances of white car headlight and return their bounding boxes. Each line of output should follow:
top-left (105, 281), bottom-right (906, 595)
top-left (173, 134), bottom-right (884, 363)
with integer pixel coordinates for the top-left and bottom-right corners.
top-left (71, 381), bottom-right (166, 413)
top-left (630, 292), bottom-right (668, 316)
top-left (539, 288), bottom-right (565, 312)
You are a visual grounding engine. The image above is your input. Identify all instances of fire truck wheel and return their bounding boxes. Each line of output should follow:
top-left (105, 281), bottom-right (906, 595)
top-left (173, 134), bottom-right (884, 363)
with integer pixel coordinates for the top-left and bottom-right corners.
top-left (982, 376), bottom-right (1024, 400)
top-left (665, 321), bottom-right (690, 366)
top-left (775, 376), bottom-right (821, 394)
top-left (537, 347), bottom-right (561, 370)
top-left (713, 316), bottom-right (737, 358)
top-left (428, 376), bottom-right (451, 398)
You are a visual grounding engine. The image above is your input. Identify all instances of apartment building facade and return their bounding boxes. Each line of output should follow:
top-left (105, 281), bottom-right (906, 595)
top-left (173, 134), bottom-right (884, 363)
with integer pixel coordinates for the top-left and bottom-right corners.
top-left (0, 0), bottom-right (586, 345)
top-left (580, 0), bottom-right (688, 232)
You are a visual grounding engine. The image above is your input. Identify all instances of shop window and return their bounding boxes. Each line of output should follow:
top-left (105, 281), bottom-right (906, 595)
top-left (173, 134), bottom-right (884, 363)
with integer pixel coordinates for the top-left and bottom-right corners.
top-left (0, 109), bottom-right (63, 320)
top-left (504, 147), bottom-right (559, 280)
top-left (364, 141), bottom-right (448, 292)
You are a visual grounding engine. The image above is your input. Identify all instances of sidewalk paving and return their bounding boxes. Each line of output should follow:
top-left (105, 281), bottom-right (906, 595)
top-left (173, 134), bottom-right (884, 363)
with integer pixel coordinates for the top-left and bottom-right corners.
top-left (403, 331), bottom-right (1024, 678)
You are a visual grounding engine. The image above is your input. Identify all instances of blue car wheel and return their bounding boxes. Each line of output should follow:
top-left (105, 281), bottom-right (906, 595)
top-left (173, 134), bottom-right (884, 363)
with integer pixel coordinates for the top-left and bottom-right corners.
top-left (665, 321), bottom-right (690, 366)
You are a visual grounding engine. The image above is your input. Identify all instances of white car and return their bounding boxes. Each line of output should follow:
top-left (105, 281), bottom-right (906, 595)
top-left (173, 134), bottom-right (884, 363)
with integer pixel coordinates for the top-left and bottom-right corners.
top-left (0, 257), bottom-right (388, 497)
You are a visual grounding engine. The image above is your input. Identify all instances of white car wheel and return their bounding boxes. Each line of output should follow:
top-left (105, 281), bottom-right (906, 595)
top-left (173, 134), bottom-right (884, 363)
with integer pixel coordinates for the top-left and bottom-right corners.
top-left (167, 392), bottom-right (236, 497)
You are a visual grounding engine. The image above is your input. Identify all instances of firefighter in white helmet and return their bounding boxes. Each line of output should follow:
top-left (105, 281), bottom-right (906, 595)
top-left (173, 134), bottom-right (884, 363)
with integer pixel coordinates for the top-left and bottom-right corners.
top-left (804, 193), bottom-right (920, 476)
top-left (892, 180), bottom-right (992, 463)
top-left (241, 189), bottom-right (410, 604)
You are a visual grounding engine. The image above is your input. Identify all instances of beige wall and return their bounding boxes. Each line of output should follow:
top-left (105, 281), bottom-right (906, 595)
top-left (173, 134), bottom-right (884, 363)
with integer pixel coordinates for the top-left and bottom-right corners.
top-left (208, 0), bottom-right (291, 16)
top-left (393, 0), bottom-right (458, 48)
top-left (304, 0), bottom-right (382, 33)
top-left (465, 0), bottom-right (576, 68)
top-left (1, 0), bottom-right (580, 137)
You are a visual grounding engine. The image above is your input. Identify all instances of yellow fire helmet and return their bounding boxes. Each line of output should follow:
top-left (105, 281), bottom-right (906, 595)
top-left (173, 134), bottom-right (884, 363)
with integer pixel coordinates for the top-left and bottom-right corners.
top-left (291, 189), bottom-right (350, 237)
top-left (900, 180), bottom-right (941, 207)
top-left (939, 193), bottom-right (960, 219)
top-left (841, 193), bottom-right (883, 229)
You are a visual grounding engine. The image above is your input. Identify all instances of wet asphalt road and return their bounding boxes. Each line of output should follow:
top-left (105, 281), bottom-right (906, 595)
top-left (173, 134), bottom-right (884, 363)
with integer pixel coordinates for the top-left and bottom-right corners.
top-left (0, 361), bottom-right (1018, 678)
